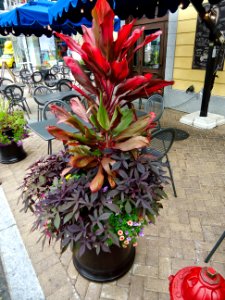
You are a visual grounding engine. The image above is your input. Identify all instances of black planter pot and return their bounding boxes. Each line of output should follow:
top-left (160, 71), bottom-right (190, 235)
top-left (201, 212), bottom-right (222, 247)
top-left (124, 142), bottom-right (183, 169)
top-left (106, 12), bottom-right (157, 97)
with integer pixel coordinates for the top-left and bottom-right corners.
top-left (73, 245), bottom-right (135, 282)
top-left (0, 141), bottom-right (27, 164)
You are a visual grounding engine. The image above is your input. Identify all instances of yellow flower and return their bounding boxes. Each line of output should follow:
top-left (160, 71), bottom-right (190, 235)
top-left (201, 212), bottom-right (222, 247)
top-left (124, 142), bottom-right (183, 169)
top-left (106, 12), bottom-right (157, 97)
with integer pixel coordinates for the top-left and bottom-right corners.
top-left (124, 240), bottom-right (129, 245)
top-left (65, 174), bottom-right (72, 180)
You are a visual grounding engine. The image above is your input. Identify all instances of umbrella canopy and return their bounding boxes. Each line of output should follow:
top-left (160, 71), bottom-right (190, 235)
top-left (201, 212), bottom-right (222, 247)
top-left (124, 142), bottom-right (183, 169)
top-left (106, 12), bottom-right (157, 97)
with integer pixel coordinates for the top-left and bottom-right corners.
top-left (0, 0), bottom-right (92, 37)
top-left (48, 0), bottom-right (191, 25)
top-left (49, 0), bottom-right (224, 25)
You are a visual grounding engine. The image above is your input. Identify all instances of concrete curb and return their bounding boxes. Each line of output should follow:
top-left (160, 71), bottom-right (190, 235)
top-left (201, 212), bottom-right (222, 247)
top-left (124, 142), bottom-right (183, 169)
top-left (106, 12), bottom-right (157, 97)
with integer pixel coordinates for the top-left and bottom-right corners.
top-left (0, 186), bottom-right (45, 300)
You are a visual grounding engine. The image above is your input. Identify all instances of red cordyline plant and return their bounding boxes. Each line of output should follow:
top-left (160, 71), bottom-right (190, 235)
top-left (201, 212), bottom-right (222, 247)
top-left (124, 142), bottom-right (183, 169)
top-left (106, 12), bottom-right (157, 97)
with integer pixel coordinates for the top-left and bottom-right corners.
top-left (21, 0), bottom-right (174, 255)
top-left (47, 0), bottom-right (173, 193)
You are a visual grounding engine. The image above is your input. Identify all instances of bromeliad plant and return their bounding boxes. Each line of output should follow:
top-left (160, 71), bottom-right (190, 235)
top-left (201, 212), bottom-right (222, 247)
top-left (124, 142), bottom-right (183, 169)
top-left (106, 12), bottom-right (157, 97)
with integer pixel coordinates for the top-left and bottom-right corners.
top-left (20, 0), bottom-right (173, 256)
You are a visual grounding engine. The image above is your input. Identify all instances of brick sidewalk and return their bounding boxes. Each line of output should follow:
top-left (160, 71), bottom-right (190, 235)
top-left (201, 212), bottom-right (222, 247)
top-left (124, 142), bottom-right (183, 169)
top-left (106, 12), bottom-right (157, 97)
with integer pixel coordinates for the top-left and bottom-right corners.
top-left (1, 101), bottom-right (225, 299)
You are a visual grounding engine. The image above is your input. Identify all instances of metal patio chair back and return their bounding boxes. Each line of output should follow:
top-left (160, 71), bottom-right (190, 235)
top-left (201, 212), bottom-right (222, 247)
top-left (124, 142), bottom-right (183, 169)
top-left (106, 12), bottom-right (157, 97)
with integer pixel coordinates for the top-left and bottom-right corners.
top-left (42, 99), bottom-right (71, 120)
top-left (44, 73), bottom-right (57, 88)
top-left (33, 85), bottom-right (53, 121)
top-left (0, 77), bottom-right (14, 86)
top-left (141, 127), bottom-right (177, 197)
top-left (50, 65), bottom-right (60, 78)
top-left (144, 93), bottom-right (164, 129)
top-left (57, 78), bottom-right (72, 92)
top-left (4, 84), bottom-right (30, 118)
top-left (19, 68), bottom-right (32, 84)
top-left (42, 99), bottom-right (71, 155)
top-left (60, 65), bottom-right (71, 79)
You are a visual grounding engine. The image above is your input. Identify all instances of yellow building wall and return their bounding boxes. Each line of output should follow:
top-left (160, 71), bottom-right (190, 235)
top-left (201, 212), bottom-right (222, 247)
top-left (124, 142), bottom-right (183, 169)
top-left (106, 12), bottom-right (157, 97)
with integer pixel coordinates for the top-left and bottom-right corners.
top-left (173, 5), bottom-right (225, 96)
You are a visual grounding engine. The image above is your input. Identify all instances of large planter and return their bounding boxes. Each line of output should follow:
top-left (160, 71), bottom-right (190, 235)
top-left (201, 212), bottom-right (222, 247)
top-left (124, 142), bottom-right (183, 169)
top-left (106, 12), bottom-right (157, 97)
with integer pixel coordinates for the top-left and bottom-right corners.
top-left (0, 141), bottom-right (27, 164)
top-left (73, 245), bottom-right (135, 282)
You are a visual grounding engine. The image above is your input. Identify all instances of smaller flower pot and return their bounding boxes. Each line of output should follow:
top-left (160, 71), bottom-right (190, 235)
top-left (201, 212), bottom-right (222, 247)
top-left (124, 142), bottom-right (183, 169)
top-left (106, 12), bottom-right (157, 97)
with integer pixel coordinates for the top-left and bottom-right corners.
top-left (0, 141), bottom-right (27, 164)
top-left (73, 244), bottom-right (135, 282)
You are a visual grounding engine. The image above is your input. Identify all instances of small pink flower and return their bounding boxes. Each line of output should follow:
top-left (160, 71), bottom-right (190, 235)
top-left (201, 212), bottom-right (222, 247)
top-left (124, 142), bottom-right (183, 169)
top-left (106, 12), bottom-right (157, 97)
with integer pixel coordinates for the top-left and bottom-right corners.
top-left (127, 220), bottom-right (133, 226)
top-left (117, 230), bottom-right (123, 236)
top-left (119, 236), bottom-right (125, 241)
top-left (133, 242), bottom-right (138, 247)
top-left (124, 240), bottom-right (129, 245)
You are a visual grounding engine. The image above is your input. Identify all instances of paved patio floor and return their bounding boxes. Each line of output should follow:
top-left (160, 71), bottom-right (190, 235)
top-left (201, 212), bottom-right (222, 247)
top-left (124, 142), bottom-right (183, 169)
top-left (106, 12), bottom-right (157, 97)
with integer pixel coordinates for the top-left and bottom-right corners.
top-left (0, 93), bottom-right (225, 299)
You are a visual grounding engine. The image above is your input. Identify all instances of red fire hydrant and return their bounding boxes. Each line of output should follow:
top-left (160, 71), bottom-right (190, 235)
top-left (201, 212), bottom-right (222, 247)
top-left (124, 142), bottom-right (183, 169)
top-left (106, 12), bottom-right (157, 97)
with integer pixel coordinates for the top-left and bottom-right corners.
top-left (169, 266), bottom-right (225, 300)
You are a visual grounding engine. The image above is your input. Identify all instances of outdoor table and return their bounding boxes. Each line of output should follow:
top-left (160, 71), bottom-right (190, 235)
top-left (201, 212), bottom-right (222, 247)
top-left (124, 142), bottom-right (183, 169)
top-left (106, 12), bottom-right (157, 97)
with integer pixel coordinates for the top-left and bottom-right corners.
top-left (44, 78), bottom-right (73, 89)
top-left (0, 83), bottom-right (25, 92)
top-left (44, 79), bottom-right (59, 87)
top-left (28, 116), bottom-right (91, 154)
top-left (18, 62), bottom-right (33, 72)
top-left (33, 90), bottom-right (81, 106)
top-left (28, 119), bottom-right (78, 154)
top-left (39, 68), bottom-right (52, 79)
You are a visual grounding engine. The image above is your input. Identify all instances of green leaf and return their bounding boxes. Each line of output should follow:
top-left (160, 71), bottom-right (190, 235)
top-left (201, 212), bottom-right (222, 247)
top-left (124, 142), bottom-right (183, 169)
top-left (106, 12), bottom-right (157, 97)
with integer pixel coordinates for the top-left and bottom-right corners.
top-left (104, 203), bottom-right (120, 213)
top-left (65, 116), bottom-right (86, 134)
top-left (54, 213), bottom-right (60, 229)
top-left (147, 213), bottom-right (156, 224)
top-left (108, 231), bottom-right (120, 247)
top-left (97, 93), bottom-right (110, 130)
top-left (89, 114), bottom-right (101, 130)
top-left (112, 109), bottom-right (133, 136)
top-left (115, 114), bottom-right (151, 141)
top-left (155, 188), bottom-right (168, 199)
top-left (39, 175), bottom-right (46, 186)
top-left (52, 177), bottom-right (59, 187)
top-left (98, 213), bottom-right (112, 221)
top-left (110, 106), bottom-right (118, 126)
top-left (63, 212), bottom-right (74, 224)
top-left (125, 201), bottom-right (132, 213)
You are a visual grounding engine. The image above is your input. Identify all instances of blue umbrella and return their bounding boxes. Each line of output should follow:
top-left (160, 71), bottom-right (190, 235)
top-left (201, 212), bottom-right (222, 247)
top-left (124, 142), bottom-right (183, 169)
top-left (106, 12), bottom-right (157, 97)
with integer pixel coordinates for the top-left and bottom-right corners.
top-left (49, 0), bottom-right (120, 31)
top-left (0, 0), bottom-right (92, 37)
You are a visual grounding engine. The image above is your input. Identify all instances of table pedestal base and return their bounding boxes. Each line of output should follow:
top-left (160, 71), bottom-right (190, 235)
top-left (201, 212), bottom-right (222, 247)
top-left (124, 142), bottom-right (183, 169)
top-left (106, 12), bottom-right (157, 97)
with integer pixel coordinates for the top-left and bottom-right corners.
top-left (180, 111), bottom-right (225, 129)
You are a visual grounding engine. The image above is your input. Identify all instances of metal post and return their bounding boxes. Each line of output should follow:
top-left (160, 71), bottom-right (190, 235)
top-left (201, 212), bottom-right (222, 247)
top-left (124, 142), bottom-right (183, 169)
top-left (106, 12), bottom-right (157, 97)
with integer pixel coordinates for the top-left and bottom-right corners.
top-left (199, 41), bottom-right (216, 117)
top-left (205, 231), bottom-right (225, 263)
top-left (189, 0), bottom-right (225, 117)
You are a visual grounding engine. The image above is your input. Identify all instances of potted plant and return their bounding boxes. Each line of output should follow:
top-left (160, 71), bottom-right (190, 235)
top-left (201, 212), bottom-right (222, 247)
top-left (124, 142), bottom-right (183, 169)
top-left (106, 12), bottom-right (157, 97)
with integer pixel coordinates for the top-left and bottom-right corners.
top-left (0, 99), bottom-right (28, 164)
top-left (20, 0), bottom-right (173, 282)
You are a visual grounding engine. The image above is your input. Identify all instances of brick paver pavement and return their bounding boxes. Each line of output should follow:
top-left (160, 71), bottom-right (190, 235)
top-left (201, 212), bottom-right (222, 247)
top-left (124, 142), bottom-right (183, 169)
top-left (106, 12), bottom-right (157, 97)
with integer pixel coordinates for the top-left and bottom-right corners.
top-left (1, 95), bottom-right (225, 299)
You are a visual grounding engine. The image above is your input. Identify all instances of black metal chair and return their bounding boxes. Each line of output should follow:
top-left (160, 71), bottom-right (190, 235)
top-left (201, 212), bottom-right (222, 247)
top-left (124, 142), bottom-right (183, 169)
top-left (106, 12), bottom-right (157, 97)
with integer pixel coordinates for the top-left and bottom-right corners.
top-left (144, 93), bottom-right (164, 130)
top-left (19, 68), bottom-right (32, 85)
top-left (44, 73), bottom-right (57, 88)
top-left (31, 71), bottom-right (43, 85)
top-left (141, 127), bottom-right (177, 197)
top-left (0, 78), bottom-right (14, 96)
top-left (50, 65), bottom-right (60, 78)
top-left (33, 85), bottom-right (53, 121)
top-left (60, 65), bottom-right (71, 79)
top-left (0, 77), bottom-right (14, 86)
top-left (4, 84), bottom-right (30, 118)
top-left (25, 71), bottom-right (44, 95)
top-left (57, 78), bottom-right (72, 92)
top-left (42, 99), bottom-right (71, 154)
